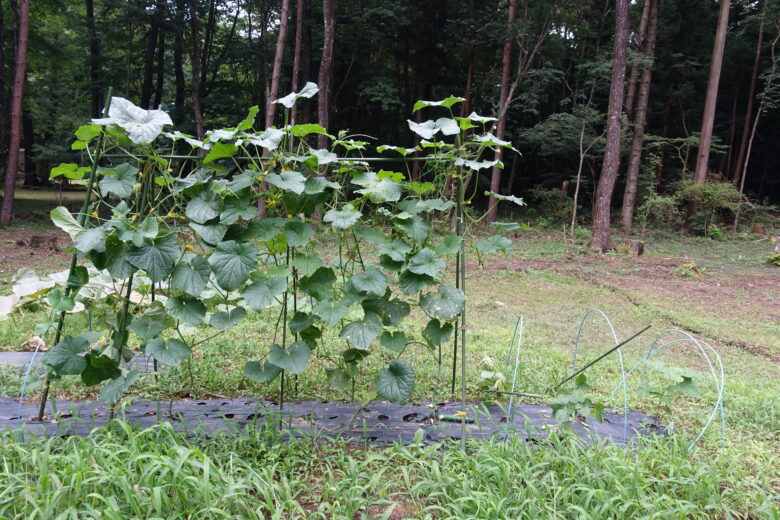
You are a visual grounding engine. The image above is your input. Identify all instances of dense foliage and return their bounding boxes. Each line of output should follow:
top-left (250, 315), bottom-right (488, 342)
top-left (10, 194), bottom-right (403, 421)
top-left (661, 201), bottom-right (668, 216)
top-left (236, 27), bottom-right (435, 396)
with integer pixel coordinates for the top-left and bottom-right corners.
top-left (34, 91), bottom-right (518, 406)
top-left (1, 0), bottom-right (779, 222)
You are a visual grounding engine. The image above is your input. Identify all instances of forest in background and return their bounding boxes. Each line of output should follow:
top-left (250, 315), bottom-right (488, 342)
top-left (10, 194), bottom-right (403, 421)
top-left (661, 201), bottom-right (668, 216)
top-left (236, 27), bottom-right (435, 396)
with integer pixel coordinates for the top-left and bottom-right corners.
top-left (1, 0), bottom-right (779, 245)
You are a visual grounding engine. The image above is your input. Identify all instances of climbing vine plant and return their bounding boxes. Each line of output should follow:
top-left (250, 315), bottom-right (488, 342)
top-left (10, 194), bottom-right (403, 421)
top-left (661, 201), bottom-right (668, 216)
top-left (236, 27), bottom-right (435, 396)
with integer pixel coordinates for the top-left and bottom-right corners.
top-left (32, 84), bottom-right (520, 413)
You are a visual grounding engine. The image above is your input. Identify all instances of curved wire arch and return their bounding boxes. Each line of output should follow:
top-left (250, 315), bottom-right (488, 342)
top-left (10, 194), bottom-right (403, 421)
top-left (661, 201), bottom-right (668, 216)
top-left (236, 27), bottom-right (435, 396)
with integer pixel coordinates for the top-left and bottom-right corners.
top-left (572, 308), bottom-right (629, 441)
top-left (611, 329), bottom-right (726, 454)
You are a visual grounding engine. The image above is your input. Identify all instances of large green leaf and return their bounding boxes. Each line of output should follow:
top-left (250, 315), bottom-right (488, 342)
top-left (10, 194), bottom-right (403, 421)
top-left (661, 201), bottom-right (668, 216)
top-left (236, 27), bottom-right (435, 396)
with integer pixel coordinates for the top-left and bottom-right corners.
top-left (237, 105), bottom-right (259, 131)
top-left (379, 239), bottom-right (412, 262)
top-left (75, 225), bottom-right (108, 254)
top-left (98, 163), bottom-right (138, 198)
top-left (341, 313), bottom-right (383, 349)
top-left (50, 163), bottom-right (90, 180)
top-left (81, 353), bottom-right (121, 386)
top-left (165, 296), bottom-right (207, 325)
top-left (484, 191), bottom-right (525, 206)
top-left (266, 170), bottom-right (306, 194)
top-left (92, 97), bottom-right (172, 144)
top-left (47, 288), bottom-right (75, 312)
top-left (376, 360), bottom-right (415, 404)
top-left (203, 142), bottom-right (237, 164)
top-left (355, 176), bottom-right (402, 203)
top-left (145, 338), bottom-right (192, 366)
top-left (362, 296), bottom-right (410, 327)
top-left (242, 275), bottom-right (287, 311)
top-left (423, 318), bottom-right (453, 347)
top-left (380, 331), bottom-right (409, 353)
top-left (313, 299), bottom-right (348, 327)
top-left (104, 237), bottom-right (136, 279)
top-left (186, 194), bottom-right (221, 224)
top-left (128, 314), bottom-right (171, 341)
top-left (190, 221), bottom-right (228, 245)
top-left (394, 215), bottom-right (430, 243)
top-left (221, 195), bottom-right (259, 224)
top-left (127, 234), bottom-right (179, 282)
top-left (289, 122), bottom-right (327, 136)
top-left (298, 267), bottom-right (336, 300)
top-left (208, 241), bottom-right (258, 291)
top-left (420, 285), bottom-right (466, 320)
top-left (171, 255), bottom-right (211, 297)
top-left (43, 333), bottom-right (100, 376)
top-left (398, 270), bottom-right (434, 295)
top-left (435, 235), bottom-right (462, 256)
top-left (284, 220), bottom-right (314, 247)
top-left (475, 235), bottom-right (512, 254)
top-left (412, 96), bottom-right (465, 112)
top-left (99, 370), bottom-right (141, 404)
top-left (407, 248), bottom-right (445, 277)
top-left (268, 341), bottom-right (311, 375)
top-left (354, 225), bottom-right (386, 245)
top-left (209, 306), bottom-right (247, 331)
top-left (291, 253), bottom-right (324, 277)
top-left (350, 268), bottom-right (387, 297)
top-left (324, 205), bottom-right (362, 230)
top-left (244, 360), bottom-right (282, 383)
top-left (245, 218), bottom-right (284, 241)
top-left (50, 206), bottom-right (84, 239)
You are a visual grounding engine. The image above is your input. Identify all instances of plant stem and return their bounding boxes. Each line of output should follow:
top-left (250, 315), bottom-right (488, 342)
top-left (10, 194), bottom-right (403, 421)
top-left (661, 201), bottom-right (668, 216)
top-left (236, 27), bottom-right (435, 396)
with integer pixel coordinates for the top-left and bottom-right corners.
top-left (457, 172), bottom-right (467, 448)
top-left (37, 88), bottom-right (113, 421)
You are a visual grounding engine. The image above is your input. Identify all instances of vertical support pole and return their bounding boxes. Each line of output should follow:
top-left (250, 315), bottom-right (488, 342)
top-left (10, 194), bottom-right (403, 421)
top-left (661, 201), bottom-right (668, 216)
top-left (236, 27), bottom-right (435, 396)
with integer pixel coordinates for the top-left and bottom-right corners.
top-left (37, 88), bottom-right (113, 421)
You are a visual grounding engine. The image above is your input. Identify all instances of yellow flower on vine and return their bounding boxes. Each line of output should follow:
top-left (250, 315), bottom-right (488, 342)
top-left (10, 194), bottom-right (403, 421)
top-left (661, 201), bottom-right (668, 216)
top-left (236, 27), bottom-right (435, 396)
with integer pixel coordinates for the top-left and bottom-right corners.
top-left (454, 411), bottom-right (468, 418)
top-left (257, 175), bottom-right (265, 182)
top-left (166, 212), bottom-right (176, 218)
top-left (90, 211), bottom-right (98, 218)
top-left (267, 199), bottom-right (277, 206)
top-left (167, 168), bottom-right (173, 173)
top-left (287, 213), bottom-right (293, 219)
top-left (185, 244), bottom-right (195, 251)
top-left (130, 215), bottom-right (137, 222)
top-left (465, 200), bottom-right (472, 205)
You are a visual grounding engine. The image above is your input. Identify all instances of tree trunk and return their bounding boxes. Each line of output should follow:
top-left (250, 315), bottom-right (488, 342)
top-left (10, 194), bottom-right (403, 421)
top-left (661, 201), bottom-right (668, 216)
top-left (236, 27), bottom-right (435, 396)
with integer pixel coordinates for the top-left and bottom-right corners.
top-left (141, 1), bottom-right (164, 109)
top-left (459, 51), bottom-right (475, 118)
top-left (486, 0), bottom-right (518, 224)
top-left (624, 0), bottom-right (652, 119)
top-left (154, 27), bottom-right (166, 109)
top-left (173, 0), bottom-right (186, 124)
top-left (692, 0), bottom-right (731, 185)
top-left (22, 109), bottom-right (35, 186)
top-left (620, 0), bottom-right (659, 228)
top-left (317, 0), bottom-right (337, 148)
top-left (0, 1), bottom-right (6, 152)
top-left (85, 0), bottom-right (102, 117)
top-left (187, 0), bottom-right (205, 140)
top-left (0, 0), bottom-right (29, 224)
top-left (732, 14), bottom-right (764, 183)
top-left (589, 0), bottom-right (629, 251)
top-left (290, 0), bottom-right (305, 124)
top-left (733, 27), bottom-right (779, 235)
top-left (265, 0), bottom-right (291, 128)
top-left (300, 0), bottom-right (313, 124)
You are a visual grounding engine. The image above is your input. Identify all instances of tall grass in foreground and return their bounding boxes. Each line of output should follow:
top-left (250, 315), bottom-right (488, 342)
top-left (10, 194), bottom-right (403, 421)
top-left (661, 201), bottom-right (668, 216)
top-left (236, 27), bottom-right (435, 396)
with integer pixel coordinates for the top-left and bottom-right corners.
top-left (0, 421), bottom-right (777, 519)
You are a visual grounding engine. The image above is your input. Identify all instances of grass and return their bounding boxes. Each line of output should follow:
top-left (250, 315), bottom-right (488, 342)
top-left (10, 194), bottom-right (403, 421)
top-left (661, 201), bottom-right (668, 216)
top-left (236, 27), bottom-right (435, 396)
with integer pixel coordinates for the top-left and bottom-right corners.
top-left (0, 422), bottom-right (777, 519)
top-left (0, 219), bottom-right (779, 517)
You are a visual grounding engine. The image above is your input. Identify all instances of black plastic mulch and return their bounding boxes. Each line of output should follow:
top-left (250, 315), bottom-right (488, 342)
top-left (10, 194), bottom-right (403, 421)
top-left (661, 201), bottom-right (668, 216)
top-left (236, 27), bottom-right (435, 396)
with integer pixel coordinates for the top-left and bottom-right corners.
top-left (0, 397), bottom-right (664, 445)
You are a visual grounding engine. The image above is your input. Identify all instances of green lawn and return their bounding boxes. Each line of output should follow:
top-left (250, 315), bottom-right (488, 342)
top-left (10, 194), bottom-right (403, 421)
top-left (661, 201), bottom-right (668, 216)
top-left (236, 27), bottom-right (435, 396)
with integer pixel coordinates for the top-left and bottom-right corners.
top-left (0, 223), bottom-right (778, 518)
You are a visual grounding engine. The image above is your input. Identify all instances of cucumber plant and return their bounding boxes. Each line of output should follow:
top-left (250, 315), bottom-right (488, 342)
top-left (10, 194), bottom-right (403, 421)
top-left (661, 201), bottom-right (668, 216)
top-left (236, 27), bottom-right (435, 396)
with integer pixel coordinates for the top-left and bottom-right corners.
top-left (34, 85), bottom-right (518, 415)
